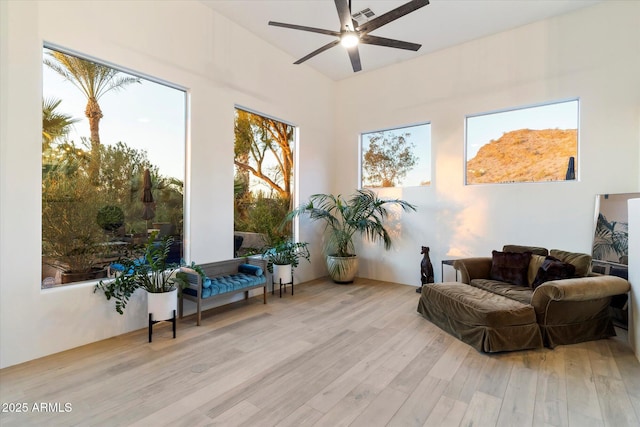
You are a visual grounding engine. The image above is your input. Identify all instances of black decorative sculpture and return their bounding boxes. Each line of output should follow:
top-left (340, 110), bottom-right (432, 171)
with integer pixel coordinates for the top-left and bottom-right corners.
top-left (565, 156), bottom-right (576, 180)
top-left (417, 246), bottom-right (434, 293)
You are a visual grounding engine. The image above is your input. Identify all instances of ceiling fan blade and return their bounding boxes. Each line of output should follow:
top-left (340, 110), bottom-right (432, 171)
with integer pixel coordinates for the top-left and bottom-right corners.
top-left (347, 46), bottom-right (362, 72)
top-left (294, 40), bottom-right (341, 64)
top-left (334, 0), bottom-right (355, 31)
top-left (269, 21), bottom-right (340, 37)
top-left (357, 0), bottom-right (429, 34)
top-left (360, 34), bottom-right (421, 51)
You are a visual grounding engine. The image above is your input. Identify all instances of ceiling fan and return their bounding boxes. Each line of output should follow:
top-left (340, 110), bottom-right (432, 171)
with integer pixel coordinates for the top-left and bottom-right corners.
top-left (268, 0), bottom-right (430, 73)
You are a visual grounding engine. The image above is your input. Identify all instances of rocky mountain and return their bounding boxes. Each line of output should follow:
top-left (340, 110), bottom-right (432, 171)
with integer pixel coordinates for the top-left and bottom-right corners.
top-left (466, 128), bottom-right (577, 184)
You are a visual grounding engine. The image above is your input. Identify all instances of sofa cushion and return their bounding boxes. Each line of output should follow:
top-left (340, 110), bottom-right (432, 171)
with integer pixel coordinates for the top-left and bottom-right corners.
top-left (550, 249), bottom-right (592, 277)
top-left (417, 282), bottom-right (543, 352)
top-left (528, 254), bottom-right (546, 288)
top-left (532, 256), bottom-right (576, 289)
top-left (470, 279), bottom-right (534, 305)
top-left (490, 250), bottom-right (532, 287)
top-left (183, 272), bottom-right (267, 299)
top-left (238, 263), bottom-right (263, 276)
top-left (503, 245), bottom-right (548, 257)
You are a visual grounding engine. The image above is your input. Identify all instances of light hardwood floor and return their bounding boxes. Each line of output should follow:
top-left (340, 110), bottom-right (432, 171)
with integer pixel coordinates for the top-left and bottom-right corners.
top-left (1, 278), bottom-right (639, 426)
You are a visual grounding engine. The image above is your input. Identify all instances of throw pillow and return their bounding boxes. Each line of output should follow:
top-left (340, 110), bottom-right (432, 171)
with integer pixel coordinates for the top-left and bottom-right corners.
top-left (490, 250), bottom-right (532, 287)
top-left (238, 263), bottom-right (263, 277)
top-left (549, 249), bottom-right (592, 277)
top-left (527, 254), bottom-right (546, 288)
top-left (532, 256), bottom-right (576, 289)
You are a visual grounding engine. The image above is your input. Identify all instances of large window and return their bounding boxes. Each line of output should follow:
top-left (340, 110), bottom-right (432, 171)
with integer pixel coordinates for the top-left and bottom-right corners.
top-left (465, 99), bottom-right (579, 185)
top-left (41, 46), bottom-right (186, 287)
top-left (360, 123), bottom-right (431, 188)
top-left (233, 108), bottom-right (295, 253)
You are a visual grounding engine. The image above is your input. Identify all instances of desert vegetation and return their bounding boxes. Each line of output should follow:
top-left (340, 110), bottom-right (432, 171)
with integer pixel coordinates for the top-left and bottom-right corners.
top-left (466, 128), bottom-right (577, 184)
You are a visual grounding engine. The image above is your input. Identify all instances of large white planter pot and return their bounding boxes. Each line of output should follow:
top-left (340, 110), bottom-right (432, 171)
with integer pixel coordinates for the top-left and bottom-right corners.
top-left (147, 288), bottom-right (178, 321)
top-left (273, 264), bottom-right (292, 285)
top-left (326, 255), bottom-right (358, 284)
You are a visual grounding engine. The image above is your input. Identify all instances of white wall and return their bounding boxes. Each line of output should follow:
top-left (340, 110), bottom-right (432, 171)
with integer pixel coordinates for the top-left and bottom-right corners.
top-left (0, 0), bottom-right (334, 369)
top-left (629, 199), bottom-right (640, 361)
top-left (334, 1), bottom-right (640, 286)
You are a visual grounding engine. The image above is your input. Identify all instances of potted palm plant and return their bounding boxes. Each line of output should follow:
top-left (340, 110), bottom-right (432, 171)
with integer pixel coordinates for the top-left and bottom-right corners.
top-left (286, 189), bottom-right (416, 283)
top-left (262, 240), bottom-right (311, 286)
top-left (94, 234), bottom-right (202, 318)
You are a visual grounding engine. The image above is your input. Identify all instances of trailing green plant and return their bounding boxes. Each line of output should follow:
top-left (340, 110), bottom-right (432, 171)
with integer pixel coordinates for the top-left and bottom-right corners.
top-left (262, 240), bottom-right (310, 272)
top-left (285, 189), bottom-right (416, 257)
top-left (94, 234), bottom-right (204, 314)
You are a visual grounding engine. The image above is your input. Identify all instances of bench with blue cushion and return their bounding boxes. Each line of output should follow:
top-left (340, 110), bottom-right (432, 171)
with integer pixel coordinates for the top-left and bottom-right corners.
top-left (179, 257), bottom-right (267, 325)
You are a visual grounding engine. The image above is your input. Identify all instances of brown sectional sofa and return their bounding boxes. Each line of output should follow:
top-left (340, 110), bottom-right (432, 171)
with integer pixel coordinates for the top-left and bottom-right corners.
top-left (450, 245), bottom-right (630, 348)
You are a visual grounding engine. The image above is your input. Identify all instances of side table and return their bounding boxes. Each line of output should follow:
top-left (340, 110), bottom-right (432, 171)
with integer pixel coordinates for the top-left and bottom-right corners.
top-left (441, 259), bottom-right (459, 282)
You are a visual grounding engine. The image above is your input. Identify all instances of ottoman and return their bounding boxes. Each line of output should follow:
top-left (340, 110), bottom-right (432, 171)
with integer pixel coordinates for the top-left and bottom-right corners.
top-left (417, 282), bottom-right (543, 353)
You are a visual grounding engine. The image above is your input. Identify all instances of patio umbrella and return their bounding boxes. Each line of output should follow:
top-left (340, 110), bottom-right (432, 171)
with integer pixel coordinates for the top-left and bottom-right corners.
top-left (141, 169), bottom-right (155, 225)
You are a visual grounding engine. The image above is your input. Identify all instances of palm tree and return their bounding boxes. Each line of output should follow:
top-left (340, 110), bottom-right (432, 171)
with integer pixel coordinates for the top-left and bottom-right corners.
top-left (593, 213), bottom-right (628, 263)
top-left (43, 49), bottom-right (140, 152)
top-left (42, 97), bottom-right (79, 150)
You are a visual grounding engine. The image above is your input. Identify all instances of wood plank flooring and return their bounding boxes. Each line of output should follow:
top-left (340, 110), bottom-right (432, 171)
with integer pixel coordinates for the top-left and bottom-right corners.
top-left (1, 278), bottom-right (639, 426)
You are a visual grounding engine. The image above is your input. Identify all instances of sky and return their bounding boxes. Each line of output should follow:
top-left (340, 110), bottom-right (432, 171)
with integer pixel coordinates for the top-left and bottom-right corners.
top-left (361, 123), bottom-right (431, 187)
top-left (466, 99), bottom-right (579, 161)
top-left (42, 48), bottom-right (186, 180)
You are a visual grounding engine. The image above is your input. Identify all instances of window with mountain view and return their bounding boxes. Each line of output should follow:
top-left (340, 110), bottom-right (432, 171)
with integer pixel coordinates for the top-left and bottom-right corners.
top-left (42, 45), bottom-right (186, 287)
top-left (233, 108), bottom-right (296, 253)
top-left (361, 123), bottom-right (431, 188)
top-left (465, 99), bottom-right (579, 185)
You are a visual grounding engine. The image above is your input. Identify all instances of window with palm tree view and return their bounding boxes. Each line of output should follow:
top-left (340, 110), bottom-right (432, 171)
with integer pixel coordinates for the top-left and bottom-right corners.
top-left (465, 99), bottom-right (579, 185)
top-left (234, 108), bottom-right (295, 254)
top-left (41, 46), bottom-right (186, 287)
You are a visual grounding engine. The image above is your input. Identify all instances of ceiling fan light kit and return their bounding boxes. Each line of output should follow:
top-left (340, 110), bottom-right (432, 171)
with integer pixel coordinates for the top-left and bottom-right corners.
top-left (340, 32), bottom-right (360, 48)
top-left (268, 0), bottom-right (429, 73)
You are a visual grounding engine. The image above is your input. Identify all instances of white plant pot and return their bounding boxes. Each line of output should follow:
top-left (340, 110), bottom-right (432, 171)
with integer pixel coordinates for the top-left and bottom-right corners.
top-left (147, 288), bottom-right (177, 321)
top-left (272, 264), bottom-right (292, 285)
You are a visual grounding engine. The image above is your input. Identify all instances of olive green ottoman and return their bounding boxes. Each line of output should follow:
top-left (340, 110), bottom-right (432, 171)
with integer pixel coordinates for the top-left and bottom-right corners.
top-left (417, 282), bottom-right (543, 353)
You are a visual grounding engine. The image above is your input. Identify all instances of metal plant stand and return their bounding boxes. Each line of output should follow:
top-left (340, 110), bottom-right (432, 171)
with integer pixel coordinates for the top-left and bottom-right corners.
top-left (148, 309), bottom-right (176, 342)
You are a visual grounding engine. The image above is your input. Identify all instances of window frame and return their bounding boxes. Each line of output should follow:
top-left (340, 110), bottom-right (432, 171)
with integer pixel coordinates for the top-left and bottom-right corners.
top-left (233, 105), bottom-right (300, 245)
top-left (41, 42), bottom-right (188, 287)
top-left (359, 121), bottom-right (432, 189)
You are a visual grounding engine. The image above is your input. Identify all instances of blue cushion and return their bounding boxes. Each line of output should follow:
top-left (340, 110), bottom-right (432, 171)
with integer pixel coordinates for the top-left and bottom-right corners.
top-left (110, 257), bottom-right (146, 275)
top-left (238, 263), bottom-right (263, 276)
top-left (110, 263), bottom-right (125, 272)
top-left (184, 272), bottom-right (267, 299)
top-left (183, 288), bottom-right (197, 297)
top-left (203, 277), bottom-right (212, 288)
top-left (201, 287), bottom-right (212, 299)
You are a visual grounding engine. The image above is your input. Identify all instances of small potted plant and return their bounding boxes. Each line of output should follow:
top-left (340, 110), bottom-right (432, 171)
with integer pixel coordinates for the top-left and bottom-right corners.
top-left (94, 233), bottom-right (203, 319)
top-left (262, 239), bottom-right (311, 286)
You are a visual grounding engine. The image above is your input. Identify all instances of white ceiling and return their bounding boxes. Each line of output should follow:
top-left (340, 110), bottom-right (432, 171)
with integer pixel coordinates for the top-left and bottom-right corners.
top-left (199, 0), bottom-right (601, 81)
